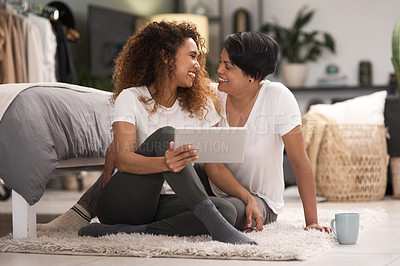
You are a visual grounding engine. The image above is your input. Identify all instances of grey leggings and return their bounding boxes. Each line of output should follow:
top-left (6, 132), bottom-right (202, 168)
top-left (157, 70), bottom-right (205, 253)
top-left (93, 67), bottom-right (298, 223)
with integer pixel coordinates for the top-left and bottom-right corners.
top-left (195, 163), bottom-right (277, 230)
top-left (90, 126), bottom-right (236, 237)
top-left (224, 195), bottom-right (277, 230)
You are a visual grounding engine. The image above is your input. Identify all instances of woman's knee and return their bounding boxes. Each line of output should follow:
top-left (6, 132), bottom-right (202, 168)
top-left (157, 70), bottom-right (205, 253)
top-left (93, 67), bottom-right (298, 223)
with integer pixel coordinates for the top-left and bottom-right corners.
top-left (155, 126), bottom-right (175, 139)
top-left (211, 197), bottom-right (237, 225)
top-left (138, 126), bottom-right (175, 156)
top-left (159, 127), bottom-right (174, 148)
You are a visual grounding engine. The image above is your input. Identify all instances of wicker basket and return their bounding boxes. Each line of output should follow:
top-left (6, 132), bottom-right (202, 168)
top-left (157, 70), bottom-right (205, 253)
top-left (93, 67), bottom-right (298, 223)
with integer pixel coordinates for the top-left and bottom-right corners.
top-left (390, 157), bottom-right (400, 199)
top-left (316, 124), bottom-right (388, 201)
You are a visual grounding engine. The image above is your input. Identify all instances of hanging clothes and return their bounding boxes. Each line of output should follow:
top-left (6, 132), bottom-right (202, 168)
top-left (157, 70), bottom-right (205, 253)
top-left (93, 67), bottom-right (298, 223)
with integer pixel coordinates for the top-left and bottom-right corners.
top-left (20, 13), bottom-right (45, 82)
top-left (28, 13), bottom-right (57, 82)
top-left (47, 1), bottom-right (78, 84)
top-left (0, 10), bottom-right (17, 83)
top-left (13, 12), bottom-right (28, 82)
top-left (0, 2), bottom-right (77, 84)
top-left (50, 20), bottom-right (77, 84)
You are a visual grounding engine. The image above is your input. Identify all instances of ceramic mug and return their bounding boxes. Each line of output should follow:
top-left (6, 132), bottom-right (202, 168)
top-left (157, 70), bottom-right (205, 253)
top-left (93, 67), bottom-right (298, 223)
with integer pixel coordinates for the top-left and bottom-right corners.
top-left (330, 213), bottom-right (359, 245)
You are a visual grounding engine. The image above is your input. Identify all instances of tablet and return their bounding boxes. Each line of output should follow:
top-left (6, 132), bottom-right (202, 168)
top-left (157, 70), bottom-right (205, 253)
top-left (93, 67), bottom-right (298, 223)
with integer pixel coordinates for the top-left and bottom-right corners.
top-left (174, 127), bottom-right (247, 163)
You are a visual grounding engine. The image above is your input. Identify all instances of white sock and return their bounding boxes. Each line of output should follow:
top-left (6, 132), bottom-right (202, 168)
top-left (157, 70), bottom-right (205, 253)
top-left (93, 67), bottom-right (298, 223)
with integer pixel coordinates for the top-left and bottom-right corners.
top-left (37, 203), bottom-right (91, 232)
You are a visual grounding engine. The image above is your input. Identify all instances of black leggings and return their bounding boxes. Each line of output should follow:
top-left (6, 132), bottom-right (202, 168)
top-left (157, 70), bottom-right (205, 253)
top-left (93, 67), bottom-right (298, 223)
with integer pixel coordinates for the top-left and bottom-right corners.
top-left (95, 126), bottom-right (237, 236)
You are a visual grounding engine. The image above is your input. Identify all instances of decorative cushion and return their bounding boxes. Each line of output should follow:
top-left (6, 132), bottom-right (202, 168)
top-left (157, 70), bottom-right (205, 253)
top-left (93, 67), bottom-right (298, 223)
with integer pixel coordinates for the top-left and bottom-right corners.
top-left (309, 90), bottom-right (387, 124)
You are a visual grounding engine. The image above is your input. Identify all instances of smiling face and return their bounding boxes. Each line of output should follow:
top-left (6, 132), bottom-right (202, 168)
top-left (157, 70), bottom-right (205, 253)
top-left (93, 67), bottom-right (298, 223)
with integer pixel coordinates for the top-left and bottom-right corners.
top-left (217, 48), bottom-right (251, 95)
top-left (172, 38), bottom-right (200, 89)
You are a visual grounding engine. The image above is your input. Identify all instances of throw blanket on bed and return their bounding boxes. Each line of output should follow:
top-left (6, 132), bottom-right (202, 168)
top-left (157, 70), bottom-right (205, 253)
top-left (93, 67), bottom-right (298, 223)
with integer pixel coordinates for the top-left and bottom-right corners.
top-left (0, 82), bottom-right (112, 121)
top-left (0, 83), bottom-right (114, 205)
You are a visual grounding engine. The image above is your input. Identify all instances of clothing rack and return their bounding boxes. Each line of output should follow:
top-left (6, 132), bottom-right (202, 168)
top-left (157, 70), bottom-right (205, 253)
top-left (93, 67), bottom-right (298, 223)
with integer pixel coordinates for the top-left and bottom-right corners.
top-left (1, 0), bottom-right (78, 84)
top-left (1, 0), bottom-right (59, 20)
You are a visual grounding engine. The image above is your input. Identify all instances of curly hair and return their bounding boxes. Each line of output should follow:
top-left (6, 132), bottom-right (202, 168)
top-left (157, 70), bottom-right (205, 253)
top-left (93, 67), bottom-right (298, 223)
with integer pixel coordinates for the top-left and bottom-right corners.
top-left (112, 21), bottom-right (221, 119)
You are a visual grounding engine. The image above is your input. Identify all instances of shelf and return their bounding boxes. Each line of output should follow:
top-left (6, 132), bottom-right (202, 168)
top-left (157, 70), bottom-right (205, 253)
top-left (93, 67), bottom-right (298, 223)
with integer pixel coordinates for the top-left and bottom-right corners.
top-left (290, 85), bottom-right (388, 92)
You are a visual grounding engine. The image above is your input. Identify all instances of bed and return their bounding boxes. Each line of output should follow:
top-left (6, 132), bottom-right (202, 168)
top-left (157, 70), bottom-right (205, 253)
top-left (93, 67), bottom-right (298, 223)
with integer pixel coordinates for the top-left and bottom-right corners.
top-left (0, 82), bottom-right (114, 238)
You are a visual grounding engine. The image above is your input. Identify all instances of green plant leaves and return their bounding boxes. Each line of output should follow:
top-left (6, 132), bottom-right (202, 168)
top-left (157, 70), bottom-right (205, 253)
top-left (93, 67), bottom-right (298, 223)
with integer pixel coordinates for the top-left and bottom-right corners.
top-left (324, 33), bottom-right (336, 53)
top-left (392, 16), bottom-right (400, 93)
top-left (260, 5), bottom-right (336, 64)
top-left (292, 5), bottom-right (314, 32)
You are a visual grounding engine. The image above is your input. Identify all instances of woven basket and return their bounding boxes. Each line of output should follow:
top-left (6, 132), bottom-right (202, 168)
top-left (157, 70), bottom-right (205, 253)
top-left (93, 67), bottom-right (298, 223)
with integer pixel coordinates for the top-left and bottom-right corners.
top-left (390, 157), bottom-right (400, 199)
top-left (316, 124), bottom-right (388, 201)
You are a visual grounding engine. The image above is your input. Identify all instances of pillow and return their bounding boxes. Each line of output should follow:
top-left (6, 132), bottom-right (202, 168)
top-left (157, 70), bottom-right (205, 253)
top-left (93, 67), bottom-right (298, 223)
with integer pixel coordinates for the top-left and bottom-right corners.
top-left (309, 90), bottom-right (387, 124)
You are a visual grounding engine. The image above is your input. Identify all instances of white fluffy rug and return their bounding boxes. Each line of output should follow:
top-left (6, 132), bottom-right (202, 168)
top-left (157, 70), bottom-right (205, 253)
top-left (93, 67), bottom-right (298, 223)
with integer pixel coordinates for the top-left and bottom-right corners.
top-left (0, 207), bottom-right (385, 261)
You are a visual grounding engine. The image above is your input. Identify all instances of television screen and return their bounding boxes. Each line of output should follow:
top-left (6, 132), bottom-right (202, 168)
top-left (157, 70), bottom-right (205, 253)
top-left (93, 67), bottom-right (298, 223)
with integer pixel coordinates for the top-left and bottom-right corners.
top-left (88, 5), bottom-right (143, 78)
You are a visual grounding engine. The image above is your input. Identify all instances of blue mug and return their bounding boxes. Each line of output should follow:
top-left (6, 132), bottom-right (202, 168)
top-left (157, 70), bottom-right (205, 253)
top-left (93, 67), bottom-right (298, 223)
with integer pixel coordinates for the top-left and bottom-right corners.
top-left (330, 213), bottom-right (359, 245)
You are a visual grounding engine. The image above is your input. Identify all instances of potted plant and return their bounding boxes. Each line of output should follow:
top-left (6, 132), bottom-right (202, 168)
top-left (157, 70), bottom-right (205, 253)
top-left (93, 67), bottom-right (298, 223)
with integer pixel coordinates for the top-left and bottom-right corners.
top-left (260, 5), bottom-right (336, 88)
top-left (390, 16), bottom-right (400, 199)
top-left (392, 17), bottom-right (400, 95)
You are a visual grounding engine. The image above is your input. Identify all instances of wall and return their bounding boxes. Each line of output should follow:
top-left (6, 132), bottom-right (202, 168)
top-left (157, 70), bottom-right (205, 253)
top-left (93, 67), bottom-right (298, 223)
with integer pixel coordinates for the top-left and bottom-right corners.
top-left (28, 0), bottom-right (400, 87)
top-left (185, 0), bottom-right (400, 87)
top-left (262, 0), bottom-right (400, 87)
top-left (29, 0), bottom-right (177, 69)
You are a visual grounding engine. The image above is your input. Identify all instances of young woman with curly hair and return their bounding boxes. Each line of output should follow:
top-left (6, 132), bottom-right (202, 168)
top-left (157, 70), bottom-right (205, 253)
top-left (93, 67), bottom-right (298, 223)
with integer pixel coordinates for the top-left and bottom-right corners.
top-left (112, 20), bottom-right (221, 118)
top-left (38, 21), bottom-right (256, 245)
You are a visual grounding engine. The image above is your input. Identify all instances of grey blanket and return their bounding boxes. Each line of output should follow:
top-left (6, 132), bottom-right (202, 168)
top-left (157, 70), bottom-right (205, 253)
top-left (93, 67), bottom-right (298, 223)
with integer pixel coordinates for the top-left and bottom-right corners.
top-left (0, 86), bottom-right (113, 205)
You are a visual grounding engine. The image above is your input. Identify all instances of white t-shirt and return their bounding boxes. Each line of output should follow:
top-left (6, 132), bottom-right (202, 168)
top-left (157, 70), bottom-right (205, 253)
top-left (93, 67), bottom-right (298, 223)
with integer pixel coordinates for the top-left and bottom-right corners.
top-left (209, 80), bottom-right (302, 214)
top-left (113, 86), bottom-right (221, 194)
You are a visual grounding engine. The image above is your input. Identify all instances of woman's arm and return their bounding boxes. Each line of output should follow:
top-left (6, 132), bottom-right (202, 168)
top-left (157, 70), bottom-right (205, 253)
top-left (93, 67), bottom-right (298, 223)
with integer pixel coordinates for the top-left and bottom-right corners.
top-left (204, 163), bottom-right (264, 231)
top-left (114, 122), bottom-right (198, 175)
top-left (282, 125), bottom-right (331, 233)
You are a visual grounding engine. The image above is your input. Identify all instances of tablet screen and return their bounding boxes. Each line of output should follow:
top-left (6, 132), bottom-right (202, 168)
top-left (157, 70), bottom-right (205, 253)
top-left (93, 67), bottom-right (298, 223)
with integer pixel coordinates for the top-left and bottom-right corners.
top-left (174, 127), bottom-right (247, 163)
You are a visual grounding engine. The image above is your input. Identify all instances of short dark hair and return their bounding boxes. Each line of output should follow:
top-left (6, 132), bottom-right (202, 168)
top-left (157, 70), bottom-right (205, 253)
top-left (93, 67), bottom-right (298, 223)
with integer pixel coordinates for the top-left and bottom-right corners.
top-left (224, 31), bottom-right (279, 81)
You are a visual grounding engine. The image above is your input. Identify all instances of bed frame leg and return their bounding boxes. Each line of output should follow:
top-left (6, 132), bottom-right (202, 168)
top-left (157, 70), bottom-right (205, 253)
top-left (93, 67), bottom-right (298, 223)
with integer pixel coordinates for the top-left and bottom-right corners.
top-left (12, 190), bottom-right (36, 239)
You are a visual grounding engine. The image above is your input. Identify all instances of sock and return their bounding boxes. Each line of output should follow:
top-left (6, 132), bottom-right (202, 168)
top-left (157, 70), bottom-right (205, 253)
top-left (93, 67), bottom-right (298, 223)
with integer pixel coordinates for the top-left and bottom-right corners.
top-left (193, 199), bottom-right (257, 245)
top-left (37, 203), bottom-right (91, 232)
top-left (78, 223), bottom-right (147, 237)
